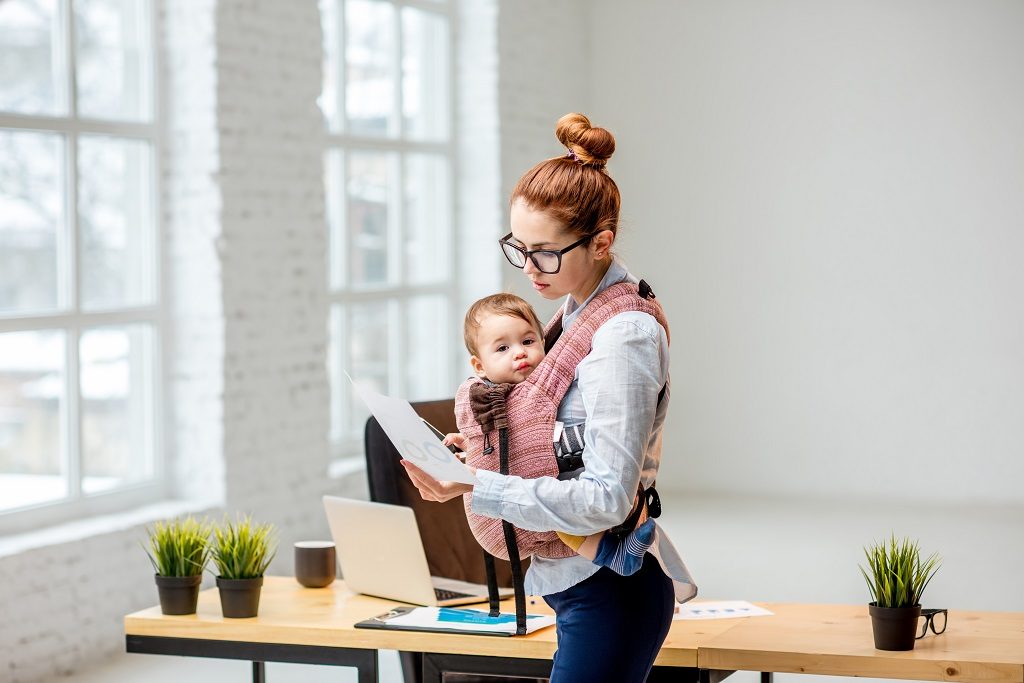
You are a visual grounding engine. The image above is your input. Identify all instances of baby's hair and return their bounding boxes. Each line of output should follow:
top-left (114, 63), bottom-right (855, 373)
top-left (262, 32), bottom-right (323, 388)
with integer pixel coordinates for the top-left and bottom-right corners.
top-left (464, 293), bottom-right (545, 357)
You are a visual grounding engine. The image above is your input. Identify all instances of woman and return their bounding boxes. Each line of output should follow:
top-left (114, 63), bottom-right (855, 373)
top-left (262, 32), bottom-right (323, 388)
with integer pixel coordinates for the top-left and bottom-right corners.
top-left (401, 112), bottom-right (696, 683)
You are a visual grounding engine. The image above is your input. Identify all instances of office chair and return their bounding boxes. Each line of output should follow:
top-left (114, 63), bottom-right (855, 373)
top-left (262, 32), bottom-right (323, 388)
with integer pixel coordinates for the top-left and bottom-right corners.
top-left (364, 398), bottom-right (544, 683)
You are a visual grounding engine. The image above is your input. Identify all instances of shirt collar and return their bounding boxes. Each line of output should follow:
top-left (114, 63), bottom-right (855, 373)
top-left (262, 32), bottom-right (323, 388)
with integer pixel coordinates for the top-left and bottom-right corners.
top-left (561, 256), bottom-right (637, 331)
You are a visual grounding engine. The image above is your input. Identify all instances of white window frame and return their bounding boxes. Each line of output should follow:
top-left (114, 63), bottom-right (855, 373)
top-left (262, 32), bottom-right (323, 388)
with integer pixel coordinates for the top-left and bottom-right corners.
top-left (322, 0), bottom-right (461, 463)
top-left (0, 0), bottom-right (164, 534)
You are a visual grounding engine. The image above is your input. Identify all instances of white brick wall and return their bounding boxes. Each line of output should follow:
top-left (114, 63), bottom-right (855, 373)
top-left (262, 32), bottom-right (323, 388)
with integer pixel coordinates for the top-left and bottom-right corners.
top-left (214, 0), bottom-right (335, 538)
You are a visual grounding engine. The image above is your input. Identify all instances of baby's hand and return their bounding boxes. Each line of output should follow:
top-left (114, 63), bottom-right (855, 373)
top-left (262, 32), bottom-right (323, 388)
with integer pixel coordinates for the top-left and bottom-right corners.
top-left (442, 432), bottom-right (467, 449)
top-left (443, 432), bottom-right (468, 460)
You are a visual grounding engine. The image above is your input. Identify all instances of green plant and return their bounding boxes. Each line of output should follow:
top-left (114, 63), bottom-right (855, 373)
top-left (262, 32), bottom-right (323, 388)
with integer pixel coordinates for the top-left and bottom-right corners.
top-left (211, 515), bottom-right (277, 580)
top-left (859, 534), bottom-right (941, 608)
top-left (144, 516), bottom-right (213, 577)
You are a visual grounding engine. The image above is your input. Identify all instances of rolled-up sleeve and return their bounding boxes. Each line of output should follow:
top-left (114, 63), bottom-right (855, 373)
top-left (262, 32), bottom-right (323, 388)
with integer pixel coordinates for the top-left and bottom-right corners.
top-left (470, 312), bottom-right (668, 537)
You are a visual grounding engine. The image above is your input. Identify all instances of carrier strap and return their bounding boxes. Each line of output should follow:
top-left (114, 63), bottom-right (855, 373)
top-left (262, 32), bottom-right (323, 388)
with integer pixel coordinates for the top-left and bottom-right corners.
top-left (483, 551), bottom-right (500, 617)
top-left (498, 426), bottom-right (528, 634)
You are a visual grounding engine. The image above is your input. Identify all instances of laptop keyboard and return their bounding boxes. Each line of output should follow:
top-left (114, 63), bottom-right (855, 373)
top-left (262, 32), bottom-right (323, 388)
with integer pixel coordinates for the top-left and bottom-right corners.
top-left (434, 587), bottom-right (474, 601)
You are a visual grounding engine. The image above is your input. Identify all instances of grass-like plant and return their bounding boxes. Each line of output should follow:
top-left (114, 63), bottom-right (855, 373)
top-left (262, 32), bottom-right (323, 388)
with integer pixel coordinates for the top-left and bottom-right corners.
top-left (860, 534), bottom-right (941, 608)
top-left (145, 516), bottom-right (213, 577)
top-left (211, 515), bottom-right (277, 580)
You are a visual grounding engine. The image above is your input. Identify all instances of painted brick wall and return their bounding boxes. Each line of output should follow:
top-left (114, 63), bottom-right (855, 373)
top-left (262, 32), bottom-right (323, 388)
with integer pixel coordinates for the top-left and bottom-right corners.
top-left (214, 0), bottom-right (335, 539)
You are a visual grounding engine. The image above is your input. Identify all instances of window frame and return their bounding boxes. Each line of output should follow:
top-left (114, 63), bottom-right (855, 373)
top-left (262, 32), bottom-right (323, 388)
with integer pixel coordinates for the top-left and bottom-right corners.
top-left (322, 0), bottom-right (461, 463)
top-left (0, 0), bottom-right (165, 534)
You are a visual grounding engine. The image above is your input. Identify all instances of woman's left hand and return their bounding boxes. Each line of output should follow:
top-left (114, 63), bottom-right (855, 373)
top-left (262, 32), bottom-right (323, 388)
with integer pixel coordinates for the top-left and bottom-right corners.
top-left (400, 459), bottom-right (475, 503)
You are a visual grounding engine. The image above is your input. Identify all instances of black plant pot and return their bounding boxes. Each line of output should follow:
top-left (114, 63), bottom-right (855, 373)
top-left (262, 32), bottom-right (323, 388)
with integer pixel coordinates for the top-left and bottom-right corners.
top-left (154, 574), bottom-right (202, 615)
top-left (868, 603), bottom-right (921, 651)
top-left (216, 576), bottom-right (264, 618)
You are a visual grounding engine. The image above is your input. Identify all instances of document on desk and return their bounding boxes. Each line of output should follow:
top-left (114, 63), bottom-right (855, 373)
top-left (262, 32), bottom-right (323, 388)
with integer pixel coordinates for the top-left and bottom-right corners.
top-left (674, 600), bottom-right (774, 620)
top-left (355, 606), bottom-right (556, 637)
top-left (349, 375), bottom-right (478, 485)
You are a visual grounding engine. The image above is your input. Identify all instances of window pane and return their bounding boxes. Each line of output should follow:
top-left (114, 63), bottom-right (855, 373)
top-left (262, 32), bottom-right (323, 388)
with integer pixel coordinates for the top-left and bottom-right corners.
top-left (346, 0), bottom-right (396, 137)
top-left (80, 324), bottom-right (154, 494)
top-left (406, 296), bottom-right (449, 401)
top-left (0, 330), bottom-right (67, 512)
top-left (0, 129), bottom-right (64, 315)
top-left (325, 149), bottom-right (346, 289)
top-left (0, 0), bottom-right (65, 116)
top-left (405, 153), bottom-right (450, 285)
top-left (74, 0), bottom-right (152, 122)
top-left (348, 151), bottom-right (397, 288)
top-left (402, 8), bottom-right (449, 142)
top-left (78, 135), bottom-right (155, 310)
top-left (319, 0), bottom-right (343, 132)
top-left (348, 301), bottom-right (390, 435)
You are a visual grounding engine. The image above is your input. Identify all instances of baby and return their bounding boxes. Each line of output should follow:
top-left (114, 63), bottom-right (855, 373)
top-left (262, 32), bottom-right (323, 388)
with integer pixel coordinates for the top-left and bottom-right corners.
top-left (448, 292), bottom-right (655, 576)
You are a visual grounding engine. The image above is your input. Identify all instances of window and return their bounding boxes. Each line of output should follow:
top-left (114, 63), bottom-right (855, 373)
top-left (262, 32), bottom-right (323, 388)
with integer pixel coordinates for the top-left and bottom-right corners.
top-left (320, 0), bottom-right (456, 459)
top-left (0, 0), bottom-right (161, 530)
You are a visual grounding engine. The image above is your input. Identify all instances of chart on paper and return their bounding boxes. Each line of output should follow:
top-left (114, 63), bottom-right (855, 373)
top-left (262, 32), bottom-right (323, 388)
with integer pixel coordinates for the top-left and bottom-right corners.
top-left (348, 375), bottom-right (479, 485)
top-left (674, 600), bottom-right (774, 620)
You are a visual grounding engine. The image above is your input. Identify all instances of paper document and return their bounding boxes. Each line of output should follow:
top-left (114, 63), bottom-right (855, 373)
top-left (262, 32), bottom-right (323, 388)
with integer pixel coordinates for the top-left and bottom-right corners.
top-left (349, 376), bottom-right (478, 485)
top-left (375, 606), bottom-right (555, 635)
top-left (674, 600), bottom-right (774, 620)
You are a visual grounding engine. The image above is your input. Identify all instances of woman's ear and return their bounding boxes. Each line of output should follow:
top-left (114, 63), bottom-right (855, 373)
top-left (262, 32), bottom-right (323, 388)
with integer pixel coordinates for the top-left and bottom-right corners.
top-left (592, 229), bottom-right (615, 259)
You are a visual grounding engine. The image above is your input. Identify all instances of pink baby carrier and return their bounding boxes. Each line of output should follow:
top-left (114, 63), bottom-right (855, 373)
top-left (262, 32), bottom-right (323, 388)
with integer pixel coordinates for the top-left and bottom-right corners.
top-left (456, 279), bottom-right (669, 632)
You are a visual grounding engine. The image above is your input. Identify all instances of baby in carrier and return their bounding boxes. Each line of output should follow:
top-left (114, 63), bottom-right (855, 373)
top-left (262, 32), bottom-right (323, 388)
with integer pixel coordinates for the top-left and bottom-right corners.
top-left (445, 292), bottom-right (656, 576)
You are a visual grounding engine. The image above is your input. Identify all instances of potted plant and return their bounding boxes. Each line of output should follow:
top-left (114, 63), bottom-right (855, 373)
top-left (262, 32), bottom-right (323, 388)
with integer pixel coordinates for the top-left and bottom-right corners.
top-left (859, 534), bottom-right (941, 651)
top-left (144, 516), bottom-right (213, 615)
top-left (211, 515), bottom-right (277, 618)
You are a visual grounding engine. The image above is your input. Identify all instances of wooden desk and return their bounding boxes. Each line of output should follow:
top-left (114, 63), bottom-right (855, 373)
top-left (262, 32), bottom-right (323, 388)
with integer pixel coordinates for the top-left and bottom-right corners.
top-left (126, 579), bottom-right (1024, 683)
top-left (125, 577), bottom-right (715, 681)
top-left (700, 603), bottom-right (1024, 683)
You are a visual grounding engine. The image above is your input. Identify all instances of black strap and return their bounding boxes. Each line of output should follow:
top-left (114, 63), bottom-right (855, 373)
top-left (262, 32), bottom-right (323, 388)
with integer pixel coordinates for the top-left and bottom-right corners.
top-left (483, 551), bottom-right (500, 617)
top-left (496, 427), bottom-right (528, 634)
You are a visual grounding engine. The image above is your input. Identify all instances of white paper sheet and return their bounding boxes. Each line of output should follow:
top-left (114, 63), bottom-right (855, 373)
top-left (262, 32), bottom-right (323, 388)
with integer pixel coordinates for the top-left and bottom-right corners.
top-left (380, 606), bottom-right (556, 635)
top-left (350, 376), bottom-right (479, 485)
top-left (673, 600), bottom-right (774, 620)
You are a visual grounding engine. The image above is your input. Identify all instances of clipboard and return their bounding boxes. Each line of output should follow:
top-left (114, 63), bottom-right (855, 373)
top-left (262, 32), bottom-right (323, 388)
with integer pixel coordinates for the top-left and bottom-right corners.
top-left (354, 605), bottom-right (556, 638)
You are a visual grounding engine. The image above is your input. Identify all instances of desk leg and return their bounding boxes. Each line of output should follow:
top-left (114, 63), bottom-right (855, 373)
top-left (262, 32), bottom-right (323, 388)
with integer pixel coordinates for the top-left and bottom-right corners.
top-left (761, 673), bottom-right (773, 683)
top-left (355, 649), bottom-right (378, 683)
top-left (699, 669), bottom-right (737, 683)
top-left (252, 661), bottom-right (265, 683)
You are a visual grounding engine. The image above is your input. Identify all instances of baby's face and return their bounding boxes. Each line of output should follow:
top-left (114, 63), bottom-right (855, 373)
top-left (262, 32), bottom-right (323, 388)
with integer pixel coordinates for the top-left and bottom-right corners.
top-left (471, 314), bottom-right (545, 384)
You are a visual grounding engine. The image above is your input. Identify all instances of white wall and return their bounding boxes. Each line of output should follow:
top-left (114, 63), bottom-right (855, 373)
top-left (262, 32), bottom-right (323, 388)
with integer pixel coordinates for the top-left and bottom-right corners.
top-left (589, 0), bottom-right (1024, 504)
top-left (497, 0), bottom-right (592, 324)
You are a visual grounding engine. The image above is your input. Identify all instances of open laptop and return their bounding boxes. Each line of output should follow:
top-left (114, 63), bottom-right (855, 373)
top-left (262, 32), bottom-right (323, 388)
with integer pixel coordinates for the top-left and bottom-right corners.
top-left (323, 495), bottom-right (514, 607)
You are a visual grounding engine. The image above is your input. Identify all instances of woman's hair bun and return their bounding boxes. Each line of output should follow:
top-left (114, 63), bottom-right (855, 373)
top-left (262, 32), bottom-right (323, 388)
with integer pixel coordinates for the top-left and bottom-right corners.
top-left (555, 113), bottom-right (615, 168)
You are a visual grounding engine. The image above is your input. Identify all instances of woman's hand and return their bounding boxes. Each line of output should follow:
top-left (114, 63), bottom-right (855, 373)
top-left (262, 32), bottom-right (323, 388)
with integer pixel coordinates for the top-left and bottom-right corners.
top-left (400, 459), bottom-right (475, 503)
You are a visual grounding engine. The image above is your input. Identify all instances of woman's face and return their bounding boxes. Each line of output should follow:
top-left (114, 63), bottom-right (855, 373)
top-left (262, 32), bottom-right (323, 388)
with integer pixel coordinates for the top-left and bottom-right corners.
top-left (508, 199), bottom-right (612, 304)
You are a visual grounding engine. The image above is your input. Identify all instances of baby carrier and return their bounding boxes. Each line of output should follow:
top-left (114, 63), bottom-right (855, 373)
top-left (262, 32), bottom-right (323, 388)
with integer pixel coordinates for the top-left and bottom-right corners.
top-left (456, 279), bottom-right (669, 633)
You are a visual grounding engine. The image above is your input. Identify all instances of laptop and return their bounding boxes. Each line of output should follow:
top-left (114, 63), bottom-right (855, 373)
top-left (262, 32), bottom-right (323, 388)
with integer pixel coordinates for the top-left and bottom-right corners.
top-left (322, 495), bottom-right (514, 607)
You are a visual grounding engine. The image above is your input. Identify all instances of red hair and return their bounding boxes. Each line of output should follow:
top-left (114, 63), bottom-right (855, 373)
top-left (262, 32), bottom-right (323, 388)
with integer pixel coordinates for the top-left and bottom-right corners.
top-left (510, 113), bottom-right (620, 240)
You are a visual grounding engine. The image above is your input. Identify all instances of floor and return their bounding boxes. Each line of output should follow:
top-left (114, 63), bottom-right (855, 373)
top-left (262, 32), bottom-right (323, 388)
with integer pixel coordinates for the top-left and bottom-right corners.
top-left (69, 492), bottom-right (1024, 683)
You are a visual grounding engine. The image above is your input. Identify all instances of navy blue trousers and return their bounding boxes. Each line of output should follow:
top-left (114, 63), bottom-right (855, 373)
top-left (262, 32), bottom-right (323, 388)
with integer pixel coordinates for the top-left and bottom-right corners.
top-left (543, 553), bottom-right (675, 683)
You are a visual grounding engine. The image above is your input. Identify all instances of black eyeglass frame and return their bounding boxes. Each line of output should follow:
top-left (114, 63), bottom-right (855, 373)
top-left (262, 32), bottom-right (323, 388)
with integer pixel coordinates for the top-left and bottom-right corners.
top-left (915, 608), bottom-right (948, 639)
top-left (498, 231), bottom-right (594, 275)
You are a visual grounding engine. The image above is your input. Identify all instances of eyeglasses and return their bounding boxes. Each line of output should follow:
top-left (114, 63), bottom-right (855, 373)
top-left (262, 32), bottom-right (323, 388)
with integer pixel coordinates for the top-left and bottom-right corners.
top-left (916, 608), bottom-right (948, 639)
top-left (498, 231), bottom-right (593, 275)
